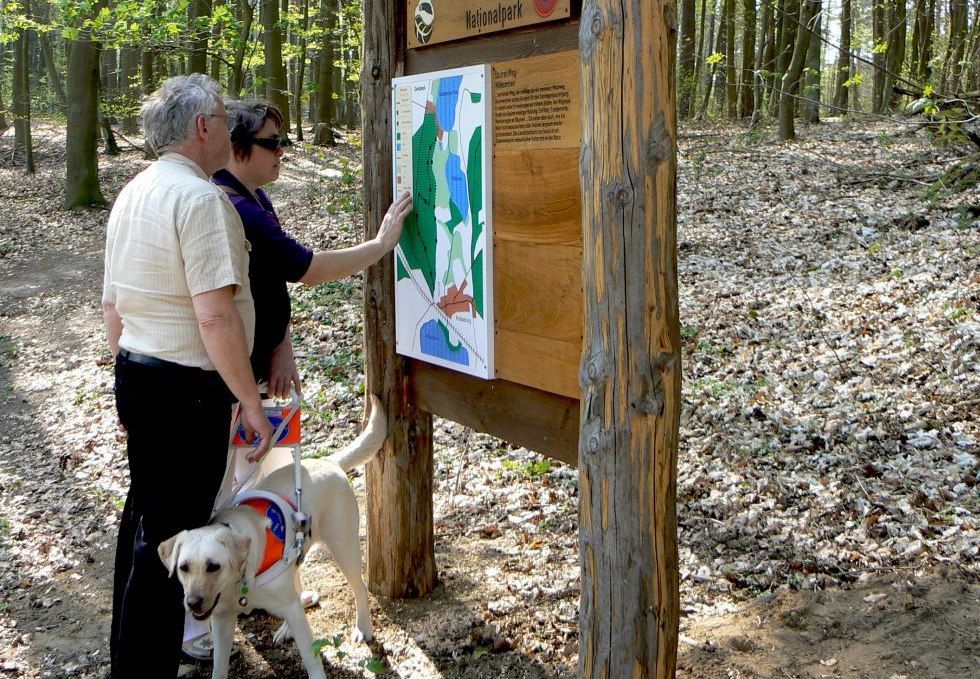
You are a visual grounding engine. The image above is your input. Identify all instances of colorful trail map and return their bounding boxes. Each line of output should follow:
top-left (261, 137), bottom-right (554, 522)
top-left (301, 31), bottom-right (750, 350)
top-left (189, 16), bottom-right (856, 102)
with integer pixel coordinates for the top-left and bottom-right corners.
top-left (391, 65), bottom-right (494, 379)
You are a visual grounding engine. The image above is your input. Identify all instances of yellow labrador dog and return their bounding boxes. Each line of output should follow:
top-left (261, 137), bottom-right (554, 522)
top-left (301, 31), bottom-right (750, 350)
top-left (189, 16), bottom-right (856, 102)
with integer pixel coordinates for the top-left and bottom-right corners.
top-left (158, 395), bottom-right (385, 679)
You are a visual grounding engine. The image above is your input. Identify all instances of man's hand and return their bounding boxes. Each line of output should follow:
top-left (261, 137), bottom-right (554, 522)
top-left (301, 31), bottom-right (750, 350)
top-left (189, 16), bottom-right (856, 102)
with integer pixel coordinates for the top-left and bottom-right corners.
top-left (240, 402), bottom-right (273, 463)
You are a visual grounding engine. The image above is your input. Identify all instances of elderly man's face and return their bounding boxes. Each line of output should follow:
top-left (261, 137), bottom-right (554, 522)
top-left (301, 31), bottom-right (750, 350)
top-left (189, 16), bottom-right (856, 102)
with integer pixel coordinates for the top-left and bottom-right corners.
top-left (204, 97), bottom-right (233, 174)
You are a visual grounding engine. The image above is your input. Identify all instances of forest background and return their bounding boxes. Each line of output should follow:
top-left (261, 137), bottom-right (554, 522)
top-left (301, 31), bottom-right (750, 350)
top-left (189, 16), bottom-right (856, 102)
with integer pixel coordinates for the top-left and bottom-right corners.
top-left (0, 1), bottom-right (978, 678)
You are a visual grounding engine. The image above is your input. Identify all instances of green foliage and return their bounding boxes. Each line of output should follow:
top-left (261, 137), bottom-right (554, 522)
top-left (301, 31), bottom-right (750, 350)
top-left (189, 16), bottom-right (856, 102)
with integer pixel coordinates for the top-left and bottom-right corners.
top-left (311, 636), bottom-right (384, 674)
top-left (706, 52), bottom-right (724, 65)
top-left (501, 457), bottom-right (551, 478)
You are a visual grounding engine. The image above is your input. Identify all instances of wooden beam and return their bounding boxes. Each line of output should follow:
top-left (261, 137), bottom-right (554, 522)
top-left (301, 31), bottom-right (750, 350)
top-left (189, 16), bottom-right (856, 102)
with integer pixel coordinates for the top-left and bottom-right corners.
top-left (578, 0), bottom-right (681, 676)
top-left (361, 0), bottom-right (437, 599)
top-left (410, 362), bottom-right (579, 466)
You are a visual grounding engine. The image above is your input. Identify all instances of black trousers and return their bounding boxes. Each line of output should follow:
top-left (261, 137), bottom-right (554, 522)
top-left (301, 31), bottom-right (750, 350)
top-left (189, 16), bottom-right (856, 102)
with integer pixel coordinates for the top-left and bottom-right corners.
top-left (109, 352), bottom-right (234, 678)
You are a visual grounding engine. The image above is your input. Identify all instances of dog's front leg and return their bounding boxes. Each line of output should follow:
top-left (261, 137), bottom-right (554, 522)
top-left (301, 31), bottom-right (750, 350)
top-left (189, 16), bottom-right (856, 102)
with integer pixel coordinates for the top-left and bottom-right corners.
top-left (279, 602), bottom-right (327, 679)
top-left (209, 616), bottom-right (236, 679)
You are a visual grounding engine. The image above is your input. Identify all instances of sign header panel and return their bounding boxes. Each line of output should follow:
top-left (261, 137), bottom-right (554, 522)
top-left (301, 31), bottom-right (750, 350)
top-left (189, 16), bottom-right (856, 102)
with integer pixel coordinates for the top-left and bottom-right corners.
top-left (407, 0), bottom-right (571, 49)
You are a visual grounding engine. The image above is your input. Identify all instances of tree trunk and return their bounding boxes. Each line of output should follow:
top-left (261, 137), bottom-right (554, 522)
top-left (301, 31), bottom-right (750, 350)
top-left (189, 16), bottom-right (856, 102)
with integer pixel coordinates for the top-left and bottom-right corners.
top-left (872, 0), bottom-right (886, 112)
top-left (100, 48), bottom-right (121, 155)
top-left (802, 0), bottom-right (822, 124)
top-left (314, 0), bottom-right (338, 144)
top-left (832, 0), bottom-right (851, 112)
top-left (698, 8), bottom-right (718, 118)
top-left (778, 0), bottom-right (815, 139)
top-left (770, 0), bottom-right (797, 113)
top-left (884, 0), bottom-right (907, 110)
top-left (689, 0), bottom-right (710, 119)
top-left (361, 0), bottom-right (436, 601)
top-left (188, 0), bottom-right (210, 74)
top-left (739, 0), bottom-right (757, 118)
top-left (940, 0), bottom-right (966, 93)
top-left (724, 0), bottom-right (737, 118)
top-left (229, 0), bottom-right (255, 96)
top-left (13, 21), bottom-right (34, 173)
top-left (751, 0), bottom-right (774, 126)
top-left (293, 0), bottom-right (309, 141)
top-left (37, 32), bottom-right (67, 111)
top-left (65, 37), bottom-right (105, 208)
top-left (579, 1), bottom-right (680, 675)
top-left (262, 0), bottom-right (291, 136)
top-left (0, 43), bottom-right (8, 133)
top-left (678, 0), bottom-right (697, 118)
top-left (120, 46), bottom-right (140, 133)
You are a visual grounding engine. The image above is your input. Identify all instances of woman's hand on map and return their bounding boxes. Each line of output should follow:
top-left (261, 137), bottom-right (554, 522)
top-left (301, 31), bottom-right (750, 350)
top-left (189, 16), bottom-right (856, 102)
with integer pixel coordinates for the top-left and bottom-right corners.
top-left (376, 191), bottom-right (413, 252)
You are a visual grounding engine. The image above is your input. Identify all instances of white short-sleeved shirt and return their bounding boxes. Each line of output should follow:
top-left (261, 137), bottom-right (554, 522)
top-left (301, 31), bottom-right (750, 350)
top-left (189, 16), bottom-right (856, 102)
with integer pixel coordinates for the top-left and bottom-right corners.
top-left (103, 153), bottom-right (255, 370)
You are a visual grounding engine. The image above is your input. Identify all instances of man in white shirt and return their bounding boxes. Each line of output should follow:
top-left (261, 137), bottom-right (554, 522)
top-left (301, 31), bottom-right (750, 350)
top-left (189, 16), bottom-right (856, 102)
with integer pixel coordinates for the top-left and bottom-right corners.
top-left (102, 74), bottom-right (272, 678)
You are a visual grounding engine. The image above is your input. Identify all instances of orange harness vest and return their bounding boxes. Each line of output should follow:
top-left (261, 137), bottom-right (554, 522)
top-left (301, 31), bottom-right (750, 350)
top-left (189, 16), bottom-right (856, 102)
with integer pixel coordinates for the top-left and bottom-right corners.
top-left (236, 493), bottom-right (298, 577)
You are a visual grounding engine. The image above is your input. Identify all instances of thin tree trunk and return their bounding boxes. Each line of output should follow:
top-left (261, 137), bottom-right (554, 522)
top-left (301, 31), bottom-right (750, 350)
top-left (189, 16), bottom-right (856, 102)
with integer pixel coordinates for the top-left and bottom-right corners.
top-left (872, 0), bottom-right (887, 112)
top-left (13, 20), bottom-right (34, 173)
top-left (884, 0), bottom-right (908, 109)
top-left (779, 0), bottom-right (816, 139)
top-left (739, 0), bottom-right (757, 118)
top-left (293, 0), bottom-right (309, 141)
top-left (679, 0), bottom-right (697, 118)
top-left (940, 0), bottom-right (967, 92)
top-left (579, 1), bottom-right (680, 674)
top-left (832, 0), bottom-right (851, 111)
top-left (0, 43), bottom-right (8, 133)
top-left (262, 0), bottom-right (291, 135)
top-left (689, 0), bottom-right (710, 119)
top-left (725, 0), bottom-right (737, 117)
top-left (770, 0), bottom-right (798, 113)
top-left (120, 46), bottom-right (140, 133)
top-left (802, 0), bottom-right (822, 123)
top-left (751, 0), bottom-right (774, 126)
top-left (188, 0), bottom-right (210, 74)
top-left (314, 0), bottom-right (338, 144)
top-left (229, 0), bottom-right (254, 96)
top-left (37, 33), bottom-right (67, 111)
top-left (699, 9), bottom-right (718, 118)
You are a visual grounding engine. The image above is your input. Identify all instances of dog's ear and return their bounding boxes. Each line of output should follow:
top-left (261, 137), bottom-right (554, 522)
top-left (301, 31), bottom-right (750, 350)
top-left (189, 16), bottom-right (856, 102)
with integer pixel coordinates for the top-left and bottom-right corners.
top-left (217, 525), bottom-right (252, 575)
top-left (158, 532), bottom-right (184, 577)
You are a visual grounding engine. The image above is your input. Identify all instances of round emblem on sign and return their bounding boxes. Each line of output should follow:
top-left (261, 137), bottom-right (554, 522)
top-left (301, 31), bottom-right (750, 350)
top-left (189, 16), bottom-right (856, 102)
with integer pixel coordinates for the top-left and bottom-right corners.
top-left (414, 0), bottom-right (435, 45)
top-left (533, 0), bottom-right (558, 17)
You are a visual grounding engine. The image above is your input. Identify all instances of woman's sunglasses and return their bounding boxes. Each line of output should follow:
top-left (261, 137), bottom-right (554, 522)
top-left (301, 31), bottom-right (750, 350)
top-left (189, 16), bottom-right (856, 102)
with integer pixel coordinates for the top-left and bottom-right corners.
top-left (252, 136), bottom-right (285, 151)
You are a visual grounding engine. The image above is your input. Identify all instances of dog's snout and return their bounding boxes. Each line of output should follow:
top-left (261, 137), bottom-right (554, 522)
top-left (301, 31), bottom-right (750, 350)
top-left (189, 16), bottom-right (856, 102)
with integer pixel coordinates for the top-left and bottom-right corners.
top-left (186, 595), bottom-right (204, 612)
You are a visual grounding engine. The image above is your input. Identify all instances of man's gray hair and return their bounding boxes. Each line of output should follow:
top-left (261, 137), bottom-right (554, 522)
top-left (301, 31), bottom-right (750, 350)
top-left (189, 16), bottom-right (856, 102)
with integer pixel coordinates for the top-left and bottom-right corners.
top-left (141, 74), bottom-right (222, 154)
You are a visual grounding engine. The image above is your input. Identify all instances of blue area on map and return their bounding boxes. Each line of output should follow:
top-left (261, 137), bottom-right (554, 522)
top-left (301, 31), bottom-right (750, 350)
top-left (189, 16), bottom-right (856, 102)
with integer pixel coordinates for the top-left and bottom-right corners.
top-left (445, 153), bottom-right (468, 217)
top-left (435, 76), bottom-right (463, 131)
top-left (420, 319), bottom-right (469, 365)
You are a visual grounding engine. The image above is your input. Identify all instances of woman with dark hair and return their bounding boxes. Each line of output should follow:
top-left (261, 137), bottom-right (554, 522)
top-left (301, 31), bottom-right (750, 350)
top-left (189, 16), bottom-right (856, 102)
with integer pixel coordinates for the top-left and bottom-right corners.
top-left (214, 99), bottom-right (412, 397)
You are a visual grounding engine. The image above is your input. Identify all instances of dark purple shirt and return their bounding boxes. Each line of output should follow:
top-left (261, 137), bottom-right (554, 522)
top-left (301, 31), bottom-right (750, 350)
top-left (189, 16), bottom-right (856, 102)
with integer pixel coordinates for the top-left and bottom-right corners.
top-left (212, 169), bottom-right (313, 381)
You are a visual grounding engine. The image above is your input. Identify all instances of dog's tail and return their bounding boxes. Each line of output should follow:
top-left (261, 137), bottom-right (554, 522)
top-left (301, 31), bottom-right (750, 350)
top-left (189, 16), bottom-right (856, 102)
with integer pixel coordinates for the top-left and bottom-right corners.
top-left (326, 394), bottom-right (386, 472)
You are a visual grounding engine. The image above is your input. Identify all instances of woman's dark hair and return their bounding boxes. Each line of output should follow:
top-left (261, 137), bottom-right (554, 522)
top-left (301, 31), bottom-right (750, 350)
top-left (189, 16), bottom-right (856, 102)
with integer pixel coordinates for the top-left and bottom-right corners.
top-left (224, 99), bottom-right (284, 159)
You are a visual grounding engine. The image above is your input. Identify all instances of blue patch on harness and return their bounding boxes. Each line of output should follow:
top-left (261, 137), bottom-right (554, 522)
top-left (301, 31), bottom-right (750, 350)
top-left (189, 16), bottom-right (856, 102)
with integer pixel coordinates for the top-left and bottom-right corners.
top-left (265, 503), bottom-right (287, 541)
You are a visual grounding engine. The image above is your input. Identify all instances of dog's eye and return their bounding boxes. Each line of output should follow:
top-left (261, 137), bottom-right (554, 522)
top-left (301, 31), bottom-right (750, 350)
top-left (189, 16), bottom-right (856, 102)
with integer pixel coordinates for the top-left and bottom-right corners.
top-left (179, 564), bottom-right (189, 572)
top-left (206, 562), bottom-right (221, 573)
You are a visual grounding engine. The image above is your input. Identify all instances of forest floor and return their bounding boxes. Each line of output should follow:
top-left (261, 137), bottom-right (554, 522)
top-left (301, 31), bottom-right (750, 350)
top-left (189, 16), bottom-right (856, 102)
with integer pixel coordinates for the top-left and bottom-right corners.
top-left (0, 118), bottom-right (977, 679)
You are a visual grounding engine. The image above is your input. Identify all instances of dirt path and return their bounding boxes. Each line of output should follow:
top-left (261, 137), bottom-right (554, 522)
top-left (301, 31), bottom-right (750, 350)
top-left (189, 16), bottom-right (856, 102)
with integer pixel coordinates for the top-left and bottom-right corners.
top-left (0, 123), bottom-right (977, 678)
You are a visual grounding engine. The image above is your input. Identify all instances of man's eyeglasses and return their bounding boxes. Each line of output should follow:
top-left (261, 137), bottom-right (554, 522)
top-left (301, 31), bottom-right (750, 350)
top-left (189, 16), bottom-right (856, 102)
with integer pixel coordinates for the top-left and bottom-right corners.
top-left (207, 113), bottom-right (235, 131)
top-left (252, 136), bottom-right (286, 152)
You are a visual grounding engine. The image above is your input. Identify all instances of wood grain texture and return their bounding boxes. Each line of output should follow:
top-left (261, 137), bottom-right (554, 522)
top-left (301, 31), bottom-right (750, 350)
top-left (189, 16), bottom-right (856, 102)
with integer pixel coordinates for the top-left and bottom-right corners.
top-left (492, 148), bottom-right (581, 244)
top-left (494, 328), bottom-right (581, 398)
top-left (578, 0), bottom-right (681, 677)
top-left (410, 361), bottom-right (579, 465)
top-left (361, 0), bottom-right (437, 599)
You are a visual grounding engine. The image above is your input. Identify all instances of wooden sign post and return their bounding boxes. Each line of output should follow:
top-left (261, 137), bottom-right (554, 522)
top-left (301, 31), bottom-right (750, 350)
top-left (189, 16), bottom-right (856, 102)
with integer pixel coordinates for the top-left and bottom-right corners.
top-left (362, 0), bottom-right (679, 674)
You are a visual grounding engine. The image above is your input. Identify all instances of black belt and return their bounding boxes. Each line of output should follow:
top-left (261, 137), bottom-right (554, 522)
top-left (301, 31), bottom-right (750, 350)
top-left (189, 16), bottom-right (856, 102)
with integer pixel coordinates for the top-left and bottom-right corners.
top-left (118, 348), bottom-right (187, 370)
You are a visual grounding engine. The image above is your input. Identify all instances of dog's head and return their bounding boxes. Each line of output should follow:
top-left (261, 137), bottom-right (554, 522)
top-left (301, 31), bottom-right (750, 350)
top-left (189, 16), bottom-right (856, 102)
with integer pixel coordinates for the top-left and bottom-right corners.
top-left (158, 524), bottom-right (251, 620)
